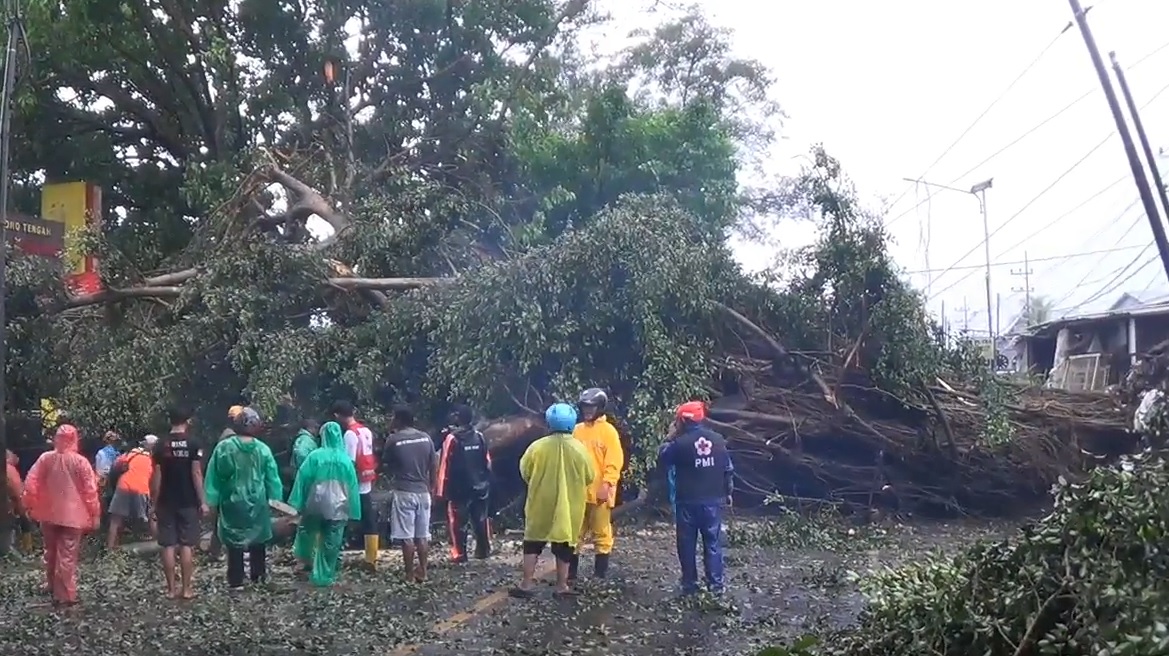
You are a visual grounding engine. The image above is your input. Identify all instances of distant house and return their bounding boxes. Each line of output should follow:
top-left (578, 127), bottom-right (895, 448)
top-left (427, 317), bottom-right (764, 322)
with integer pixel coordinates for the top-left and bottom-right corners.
top-left (1015, 292), bottom-right (1169, 391)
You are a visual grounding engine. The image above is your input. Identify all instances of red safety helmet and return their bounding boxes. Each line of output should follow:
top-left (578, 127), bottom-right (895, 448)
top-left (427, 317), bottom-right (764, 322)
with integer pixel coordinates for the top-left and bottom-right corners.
top-left (675, 401), bottom-right (706, 423)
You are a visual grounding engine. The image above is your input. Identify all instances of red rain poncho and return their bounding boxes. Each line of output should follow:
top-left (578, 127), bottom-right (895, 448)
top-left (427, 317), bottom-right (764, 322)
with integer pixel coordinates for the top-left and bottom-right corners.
top-left (22, 425), bottom-right (100, 605)
top-left (23, 425), bottom-right (100, 529)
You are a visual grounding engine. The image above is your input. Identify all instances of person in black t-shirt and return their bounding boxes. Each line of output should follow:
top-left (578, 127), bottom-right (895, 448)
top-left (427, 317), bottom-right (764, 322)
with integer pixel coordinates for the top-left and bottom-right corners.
top-left (150, 405), bottom-right (207, 600)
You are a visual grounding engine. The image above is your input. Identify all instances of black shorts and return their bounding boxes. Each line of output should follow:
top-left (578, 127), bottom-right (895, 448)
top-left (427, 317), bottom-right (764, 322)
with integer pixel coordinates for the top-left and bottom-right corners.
top-left (522, 540), bottom-right (573, 562)
top-left (156, 505), bottom-right (201, 548)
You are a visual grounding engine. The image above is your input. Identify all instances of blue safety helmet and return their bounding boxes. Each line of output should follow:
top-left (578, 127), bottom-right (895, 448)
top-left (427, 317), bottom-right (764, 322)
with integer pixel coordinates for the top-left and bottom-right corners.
top-left (545, 403), bottom-right (578, 433)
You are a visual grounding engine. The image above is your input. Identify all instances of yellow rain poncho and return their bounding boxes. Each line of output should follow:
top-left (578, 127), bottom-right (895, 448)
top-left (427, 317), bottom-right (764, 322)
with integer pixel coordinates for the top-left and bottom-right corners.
top-left (204, 435), bottom-right (284, 548)
top-left (520, 432), bottom-right (596, 546)
top-left (288, 422), bottom-right (361, 586)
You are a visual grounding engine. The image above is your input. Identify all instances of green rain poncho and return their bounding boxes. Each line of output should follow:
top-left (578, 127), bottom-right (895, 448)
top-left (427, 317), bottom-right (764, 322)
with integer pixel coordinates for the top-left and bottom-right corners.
top-left (291, 428), bottom-right (319, 471)
top-left (204, 435), bottom-right (284, 548)
top-left (288, 422), bottom-right (361, 586)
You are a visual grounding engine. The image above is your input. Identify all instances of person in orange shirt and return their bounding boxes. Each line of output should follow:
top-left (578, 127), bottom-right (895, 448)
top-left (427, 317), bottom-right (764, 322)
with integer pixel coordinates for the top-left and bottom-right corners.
top-left (570, 388), bottom-right (624, 581)
top-left (106, 434), bottom-right (158, 550)
top-left (22, 424), bottom-right (101, 607)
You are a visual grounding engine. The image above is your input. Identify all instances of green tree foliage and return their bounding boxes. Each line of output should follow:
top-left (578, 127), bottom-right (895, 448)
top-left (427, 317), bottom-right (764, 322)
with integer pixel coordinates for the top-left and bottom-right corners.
top-left (2, 0), bottom-right (772, 438)
top-left (824, 451), bottom-right (1169, 656)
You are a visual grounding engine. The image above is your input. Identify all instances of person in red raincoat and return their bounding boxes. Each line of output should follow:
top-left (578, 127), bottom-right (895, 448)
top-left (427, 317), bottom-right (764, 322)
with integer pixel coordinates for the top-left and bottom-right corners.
top-left (22, 424), bottom-right (101, 606)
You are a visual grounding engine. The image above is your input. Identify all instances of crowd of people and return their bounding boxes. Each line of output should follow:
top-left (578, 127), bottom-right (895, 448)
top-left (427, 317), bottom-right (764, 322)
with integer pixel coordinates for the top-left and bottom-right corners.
top-left (3, 386), bottom-right (736, 606)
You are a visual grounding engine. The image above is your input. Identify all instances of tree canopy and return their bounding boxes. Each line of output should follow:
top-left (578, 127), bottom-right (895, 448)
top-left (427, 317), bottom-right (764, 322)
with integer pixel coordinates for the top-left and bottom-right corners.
top-left (3, 0), bottom-right (776, 438)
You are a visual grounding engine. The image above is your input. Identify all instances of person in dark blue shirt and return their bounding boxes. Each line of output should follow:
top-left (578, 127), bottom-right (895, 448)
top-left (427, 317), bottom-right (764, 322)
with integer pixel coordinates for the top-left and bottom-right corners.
top-left (657, 400), bottom-right (733, 595)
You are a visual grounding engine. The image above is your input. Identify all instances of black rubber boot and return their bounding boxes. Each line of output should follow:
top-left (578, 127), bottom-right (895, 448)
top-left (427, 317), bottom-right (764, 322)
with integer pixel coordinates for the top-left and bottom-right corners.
top-left (567, 553), bottom-right (580, 582)
top-left (594, 553), bottom-right (610, 579)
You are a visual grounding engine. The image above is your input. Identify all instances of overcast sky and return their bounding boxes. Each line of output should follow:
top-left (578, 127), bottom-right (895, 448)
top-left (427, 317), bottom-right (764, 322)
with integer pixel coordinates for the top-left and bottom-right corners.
top-left (594, 0), bottom-right (1169, 335)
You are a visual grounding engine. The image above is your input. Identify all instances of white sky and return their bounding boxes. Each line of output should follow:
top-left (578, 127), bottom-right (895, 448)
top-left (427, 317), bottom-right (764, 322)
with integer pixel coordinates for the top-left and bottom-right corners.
top-left (592, 0), bottom-right (1169, 335)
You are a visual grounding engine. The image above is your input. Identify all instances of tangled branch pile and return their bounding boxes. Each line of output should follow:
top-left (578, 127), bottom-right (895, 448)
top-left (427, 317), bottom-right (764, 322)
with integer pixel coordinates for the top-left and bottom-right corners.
top-left (822, 450), bottom-right (1169, 656)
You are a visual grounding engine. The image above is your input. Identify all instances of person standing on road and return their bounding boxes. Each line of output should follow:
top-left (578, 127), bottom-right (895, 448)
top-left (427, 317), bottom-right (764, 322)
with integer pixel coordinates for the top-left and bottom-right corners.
top-left (436, 404), bottom-right (493, 562)
top-left (151, 405), bottom-right (208, 600)
top-left (332, 400), bottom-right (379, 565)
top-left (204, 407), bottom-right (284, 591)
top-left (288, 421), bottom-right (361, 587)
top-left (571, 388), bottom-right (624, 581)
top-left (22, 424), bottom-right (101, 606)
top-left (5, 449), bottom-right (31, 553)
top-left (105, 434), bottom-right (158, 549)
top-left (381, 405), bottom-right (438, 582)
top-left (291, 419), bottom-right (320, 472)
top-left (206, 404), bottom-right (247, 562)
top-left (94, 431), bottom-right (121, 489)
top-left (509, 403), bottom-right (595, 599)
top-left (658, 401), bottom-right (734, 596)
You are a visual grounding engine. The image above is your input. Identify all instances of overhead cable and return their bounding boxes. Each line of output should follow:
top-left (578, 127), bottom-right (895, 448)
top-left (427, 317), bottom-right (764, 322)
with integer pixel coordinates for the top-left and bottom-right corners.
top-left (883, 26), bottom-right (1074, 215)
top-left (886, 36), bottom-right (1169, 227)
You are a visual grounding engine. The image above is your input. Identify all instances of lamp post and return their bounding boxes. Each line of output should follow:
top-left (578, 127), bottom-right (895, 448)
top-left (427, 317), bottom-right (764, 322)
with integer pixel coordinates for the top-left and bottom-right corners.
top-left (902, 176), bottom-right (997, 370)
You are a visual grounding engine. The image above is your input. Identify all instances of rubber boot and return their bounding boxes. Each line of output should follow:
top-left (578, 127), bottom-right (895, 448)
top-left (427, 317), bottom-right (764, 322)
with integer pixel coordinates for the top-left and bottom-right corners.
top-left (567, 553), bottom-right (580, 583)
top-left (364, 534), bottom-right (379, 568)
top-left (19, 531), bottom-right (32, 553)
top-left (594, 553), bottom-right (610, 579)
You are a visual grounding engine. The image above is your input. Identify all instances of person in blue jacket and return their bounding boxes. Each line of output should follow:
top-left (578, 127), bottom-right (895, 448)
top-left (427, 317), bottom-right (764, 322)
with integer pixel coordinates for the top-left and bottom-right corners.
top-left (657, 400), bottom-right (733, 595)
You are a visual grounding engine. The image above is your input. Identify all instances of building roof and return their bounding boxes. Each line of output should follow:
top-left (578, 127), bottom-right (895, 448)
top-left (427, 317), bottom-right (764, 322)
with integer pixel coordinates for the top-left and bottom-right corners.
top-left (1024, 290), bottom-right (1169, 338)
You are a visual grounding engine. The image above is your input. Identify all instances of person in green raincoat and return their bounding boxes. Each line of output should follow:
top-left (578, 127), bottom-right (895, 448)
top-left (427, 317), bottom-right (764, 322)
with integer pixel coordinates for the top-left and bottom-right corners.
top-left (203, 407), bottom-right (284, 591)
top-left (291, 419), bottom-right (320, 472)
top-left (287, 421), bottom-right (362, 586)
top-left (509, 403), bottom-right (595, 599)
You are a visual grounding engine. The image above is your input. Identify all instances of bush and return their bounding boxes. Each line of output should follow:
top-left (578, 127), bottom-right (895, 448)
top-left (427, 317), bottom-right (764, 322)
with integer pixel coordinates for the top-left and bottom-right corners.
top-left (821, 451), bottom-right (1169, 656)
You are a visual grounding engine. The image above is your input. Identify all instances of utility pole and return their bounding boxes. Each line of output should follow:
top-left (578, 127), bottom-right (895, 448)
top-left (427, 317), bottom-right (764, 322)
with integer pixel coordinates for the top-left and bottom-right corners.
top-left (1011, 251), bottom-right (1034, 326)
top-left (971, 178), bottom-right (995, 369)
top-left (1111, 52), bottom-right (1169, 224)
top-left (1068, 0), bottom-right (1169, 282)
top-left (0, 0), bottom-right (22, 552)
top-left (958, 298), bottom-right (970, 334)
top-left (902, 175), bottom-right (995, 369)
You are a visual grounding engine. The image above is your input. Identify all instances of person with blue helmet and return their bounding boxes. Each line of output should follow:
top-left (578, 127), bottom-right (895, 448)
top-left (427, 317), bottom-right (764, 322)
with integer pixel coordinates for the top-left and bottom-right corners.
top-left (509, 402), bottom-right (596, 599)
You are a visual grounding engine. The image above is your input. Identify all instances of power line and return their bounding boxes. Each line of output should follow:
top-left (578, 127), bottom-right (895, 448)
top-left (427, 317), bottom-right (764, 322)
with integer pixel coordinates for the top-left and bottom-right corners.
top-left (1045, 207), bottom-right (1144, 308)
top-left (903, 243), bottom-right (1143, 274)
top-left (886, 36), bottom-right (1169, 227)
top-left (883, 25), bottom-right (1074, 216)
top-left (923, 76), bottom-right (1169, 301)
top-left (1061, 246), bottom-right (1158, 314)
top-left (925, 136), bottom-right (1114, 300)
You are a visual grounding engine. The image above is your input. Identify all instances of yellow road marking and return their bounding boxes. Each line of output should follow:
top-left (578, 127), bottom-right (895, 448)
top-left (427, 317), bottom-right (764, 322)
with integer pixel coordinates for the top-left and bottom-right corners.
top-left (386, 546), bottom-right (592, 656)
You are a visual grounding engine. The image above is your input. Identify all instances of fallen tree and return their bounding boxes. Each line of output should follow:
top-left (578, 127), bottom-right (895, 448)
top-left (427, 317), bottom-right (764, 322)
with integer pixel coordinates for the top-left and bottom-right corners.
top-left (2, 0), bottom-right (1133, 516)
top-left (26, 152), bottom-right (1132, 517)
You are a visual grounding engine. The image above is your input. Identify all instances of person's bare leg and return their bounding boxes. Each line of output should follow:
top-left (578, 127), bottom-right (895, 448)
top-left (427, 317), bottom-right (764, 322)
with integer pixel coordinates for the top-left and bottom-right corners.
top-left (554, 558), bottom-right (572, 594)
top-left (179, 546), bottom-right (196, 598)
top-left (520, 554), bottom-right (538, 590)
top-left (416, 539), bottom-right (429, 582)
top-left (106, 516), bottom-right (122, 551)
top-left (162, 547), bottom-right (178, 598)
top-left (401, 541), bottom-right (416, 580)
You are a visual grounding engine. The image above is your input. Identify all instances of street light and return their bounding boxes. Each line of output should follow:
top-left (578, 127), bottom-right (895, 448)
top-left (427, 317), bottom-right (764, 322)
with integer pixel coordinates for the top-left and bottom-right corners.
top-left (902, 176), bottom-right (997, 370)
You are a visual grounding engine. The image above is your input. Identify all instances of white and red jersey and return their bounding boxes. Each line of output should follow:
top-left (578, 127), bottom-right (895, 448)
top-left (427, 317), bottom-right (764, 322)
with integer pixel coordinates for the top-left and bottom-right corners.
top-left (343, 420), bottom-right (376, 493)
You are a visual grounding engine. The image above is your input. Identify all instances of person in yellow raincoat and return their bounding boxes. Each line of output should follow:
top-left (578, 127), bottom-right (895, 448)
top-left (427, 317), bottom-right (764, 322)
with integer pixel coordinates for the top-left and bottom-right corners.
top-left (509, 403), bottom-right (595, 598)
top-left (287, 421), bottom-right (361, 587)
top-left (570, 387), bottom-right (624, 580)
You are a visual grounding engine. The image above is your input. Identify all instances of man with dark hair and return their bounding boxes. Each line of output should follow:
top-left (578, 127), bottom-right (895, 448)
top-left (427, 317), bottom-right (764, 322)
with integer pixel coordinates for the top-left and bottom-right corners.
top-left (151, 404), bottom-right (207, 599)
top-left (436, 404), bottom-right (493, 562)
top-left (332, 400), bottom-right (378, 565)
top-left (382, 405), bottom-right (438, 582)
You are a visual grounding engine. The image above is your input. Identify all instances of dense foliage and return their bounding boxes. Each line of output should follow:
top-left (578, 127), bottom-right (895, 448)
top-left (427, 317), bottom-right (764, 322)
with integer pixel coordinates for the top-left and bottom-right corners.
top-left (1, 0), bottom-right (1010, 474)
top-left (801, 451), bottom-right (1167, 656)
